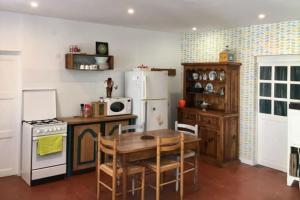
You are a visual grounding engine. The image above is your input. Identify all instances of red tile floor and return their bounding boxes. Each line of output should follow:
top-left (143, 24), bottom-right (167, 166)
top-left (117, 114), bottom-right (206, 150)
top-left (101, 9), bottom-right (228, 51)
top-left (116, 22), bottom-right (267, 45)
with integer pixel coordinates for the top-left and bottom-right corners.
top-left (0, 161), bottom-right (299, 200)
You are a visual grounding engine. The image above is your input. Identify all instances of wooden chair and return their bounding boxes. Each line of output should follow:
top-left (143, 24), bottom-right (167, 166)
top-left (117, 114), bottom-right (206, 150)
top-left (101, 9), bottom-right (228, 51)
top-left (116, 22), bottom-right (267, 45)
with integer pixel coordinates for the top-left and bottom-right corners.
top-left (118, 124), bottom-right (145, 135)
top-left (118, 123), bottom-right (145, 195)
top-left (175, 121), bottom-right (198, 191)
top-left (144, 133), bottom-right (184, 200)
top-left (97, 136), bottom-right (145, 200)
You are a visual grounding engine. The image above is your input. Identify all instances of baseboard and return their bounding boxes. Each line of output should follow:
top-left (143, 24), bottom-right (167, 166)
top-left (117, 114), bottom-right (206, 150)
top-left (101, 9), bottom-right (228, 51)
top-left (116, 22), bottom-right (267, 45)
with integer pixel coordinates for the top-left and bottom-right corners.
top-left (0, 168), bottom-right (15, 177)
top-left (239, 157), bottom-right (255, 166)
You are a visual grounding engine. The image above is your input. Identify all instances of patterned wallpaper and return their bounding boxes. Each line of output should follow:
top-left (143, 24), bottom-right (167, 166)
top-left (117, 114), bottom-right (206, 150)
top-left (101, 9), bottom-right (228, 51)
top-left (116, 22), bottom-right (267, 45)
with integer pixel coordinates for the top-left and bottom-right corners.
top-left (182, 20), bottom-right (300, 162)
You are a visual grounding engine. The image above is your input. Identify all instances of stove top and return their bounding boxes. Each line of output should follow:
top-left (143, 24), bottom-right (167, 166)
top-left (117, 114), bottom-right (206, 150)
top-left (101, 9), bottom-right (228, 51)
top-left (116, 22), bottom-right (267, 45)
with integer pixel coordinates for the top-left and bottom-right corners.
top-left (24, 118), bottom-right (64, 126)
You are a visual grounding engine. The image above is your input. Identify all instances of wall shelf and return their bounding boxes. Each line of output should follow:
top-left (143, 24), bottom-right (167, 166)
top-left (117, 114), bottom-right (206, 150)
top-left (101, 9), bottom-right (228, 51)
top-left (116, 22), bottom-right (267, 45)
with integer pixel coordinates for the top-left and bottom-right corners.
top-left (65, 53), bottom-right (114, 71)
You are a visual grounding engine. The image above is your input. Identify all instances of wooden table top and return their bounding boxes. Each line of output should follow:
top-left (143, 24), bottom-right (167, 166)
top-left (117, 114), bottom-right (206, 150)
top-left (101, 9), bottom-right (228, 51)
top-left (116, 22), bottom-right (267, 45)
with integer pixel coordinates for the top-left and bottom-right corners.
top-left (112, 129), bottom-right (201, 154)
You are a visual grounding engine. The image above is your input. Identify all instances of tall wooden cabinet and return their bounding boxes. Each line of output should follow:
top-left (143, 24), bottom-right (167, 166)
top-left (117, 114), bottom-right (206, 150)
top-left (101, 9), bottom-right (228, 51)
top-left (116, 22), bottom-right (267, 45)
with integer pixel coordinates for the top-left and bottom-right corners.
top-left (178, 62), bottom-right (241, 166)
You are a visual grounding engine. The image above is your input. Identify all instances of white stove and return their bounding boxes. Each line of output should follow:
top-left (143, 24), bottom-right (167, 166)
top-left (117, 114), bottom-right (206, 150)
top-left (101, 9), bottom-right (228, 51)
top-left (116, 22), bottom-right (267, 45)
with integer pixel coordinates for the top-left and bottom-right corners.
top-left (25, 119), bottom-right (67, 137)
top-left (21, 90), bottom-right (67, 185)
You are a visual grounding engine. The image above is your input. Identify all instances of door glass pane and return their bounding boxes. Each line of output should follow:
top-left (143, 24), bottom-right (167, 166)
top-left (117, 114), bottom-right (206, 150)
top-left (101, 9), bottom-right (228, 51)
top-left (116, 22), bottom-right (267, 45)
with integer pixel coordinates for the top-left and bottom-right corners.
top-left (274, 84), bottom-right (287, 98)
top-left (291, 66), bottom-right (300, 81)
top-left (260, 66), bottom-right (272, 80)
top-left (274, 101), bottom-right (287, 116)
top-left (259, 99), bottom-right (271, 114)
top-left (291, 84), bottom-right (300, 100)
top-left (260, 83), bottom-right (271, 97)
top-left (275, 66), bottom-right (287, 81)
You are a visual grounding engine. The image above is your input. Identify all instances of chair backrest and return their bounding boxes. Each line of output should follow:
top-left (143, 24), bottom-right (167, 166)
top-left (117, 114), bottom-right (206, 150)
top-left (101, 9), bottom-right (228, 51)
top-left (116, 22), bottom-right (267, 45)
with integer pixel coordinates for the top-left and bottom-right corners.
top-left (118, 124), bottom-right (144, 135)
top-left (98, 136), bottom-right (117, 172)
top-left (156, 133), bottom-right (184, 168)
top-left (175, 121), bottom-right (198, 137)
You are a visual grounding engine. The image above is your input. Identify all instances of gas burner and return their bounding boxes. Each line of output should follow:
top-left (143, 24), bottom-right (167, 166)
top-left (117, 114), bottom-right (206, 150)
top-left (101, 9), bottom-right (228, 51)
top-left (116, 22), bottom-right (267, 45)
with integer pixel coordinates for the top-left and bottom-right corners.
top-left (25, 118), bottom-right (63, 126)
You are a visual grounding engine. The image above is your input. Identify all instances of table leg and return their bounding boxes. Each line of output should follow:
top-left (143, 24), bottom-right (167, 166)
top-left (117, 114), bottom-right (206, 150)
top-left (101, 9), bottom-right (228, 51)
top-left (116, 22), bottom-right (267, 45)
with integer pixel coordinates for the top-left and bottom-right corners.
top-left (121, 154), bottom-right (128, 200)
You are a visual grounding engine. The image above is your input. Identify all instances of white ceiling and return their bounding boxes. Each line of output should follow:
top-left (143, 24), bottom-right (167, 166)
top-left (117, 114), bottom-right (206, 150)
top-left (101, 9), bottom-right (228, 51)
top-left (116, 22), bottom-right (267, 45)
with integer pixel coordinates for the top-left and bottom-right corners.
top-left (0, 0), bottom-right (300, 32)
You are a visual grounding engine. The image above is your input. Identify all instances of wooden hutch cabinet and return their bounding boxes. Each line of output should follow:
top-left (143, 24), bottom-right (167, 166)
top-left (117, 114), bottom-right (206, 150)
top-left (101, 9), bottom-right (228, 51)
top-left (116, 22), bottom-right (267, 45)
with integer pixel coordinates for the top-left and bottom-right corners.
top-left (178, 62), bottom-right (241, 166)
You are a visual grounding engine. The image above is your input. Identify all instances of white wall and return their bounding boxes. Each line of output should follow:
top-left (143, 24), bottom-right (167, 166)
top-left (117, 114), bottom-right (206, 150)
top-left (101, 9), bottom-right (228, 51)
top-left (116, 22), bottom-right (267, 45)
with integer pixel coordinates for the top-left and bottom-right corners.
top-left (0, 11), bottom-right (181, 175)
top-left (0, 11), bottom-right (181, 117)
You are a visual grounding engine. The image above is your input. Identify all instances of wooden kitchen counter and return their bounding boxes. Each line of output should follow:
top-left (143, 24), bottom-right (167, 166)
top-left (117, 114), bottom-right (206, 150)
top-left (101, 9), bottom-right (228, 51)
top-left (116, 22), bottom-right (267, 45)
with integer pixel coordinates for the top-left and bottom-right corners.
top-left (58, 114), bottom-right (137, 125)
top-left (58, 114), bottom-right (137, 176)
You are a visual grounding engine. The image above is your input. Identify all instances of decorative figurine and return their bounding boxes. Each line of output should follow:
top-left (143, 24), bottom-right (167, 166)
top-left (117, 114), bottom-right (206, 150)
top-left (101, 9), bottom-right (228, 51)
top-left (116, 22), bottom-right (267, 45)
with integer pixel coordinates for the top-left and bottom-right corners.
top-left (104, 77), bottom-right (114, 98)
top-left (220, 87), bottom-right (225, 96)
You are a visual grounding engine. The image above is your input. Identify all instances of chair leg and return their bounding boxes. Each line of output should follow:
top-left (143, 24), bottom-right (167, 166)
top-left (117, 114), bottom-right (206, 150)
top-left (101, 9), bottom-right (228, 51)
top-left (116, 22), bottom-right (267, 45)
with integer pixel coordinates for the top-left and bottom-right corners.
top-left (97, 169), bottom-right (100, 200)
top-left (194, 155), bottom-right (199, 191)
top-left (180, 167), bottom-right (184, 200)
top-left (156, 172), bottom-right (160, 200)
top-left (193, 157), bottom-right (197, 185)
top-left (141, 170), bottom-right (145, 200)
top-left (175, 168), bottom-right (179, 192)
top-left (132, 176), bottom-right (135, 196)
top-left (112, 174), bottom-right (116, 200)
top-left (175, 156), bottom-right (179, 192)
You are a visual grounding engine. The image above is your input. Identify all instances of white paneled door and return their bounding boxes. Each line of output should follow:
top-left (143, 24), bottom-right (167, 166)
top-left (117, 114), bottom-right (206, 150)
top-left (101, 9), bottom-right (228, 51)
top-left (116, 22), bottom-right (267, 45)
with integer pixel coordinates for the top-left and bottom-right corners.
top-left (257, 55), bottom-right (300, 172)
top-left (0, 55), bottom-right (21, 177)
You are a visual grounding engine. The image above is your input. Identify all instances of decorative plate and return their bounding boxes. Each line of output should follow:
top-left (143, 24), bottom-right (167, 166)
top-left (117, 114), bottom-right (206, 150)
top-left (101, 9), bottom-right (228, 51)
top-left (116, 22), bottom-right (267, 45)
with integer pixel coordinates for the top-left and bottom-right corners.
top-left (194, 82), bottom-right (202, 88)
top-left (209, 71), bottom-right (217, 81)
top-left (96, 42), bottom-right (109, 56)
top-left (219, 71), bottom-right (225, 81)
top-left (205, 83), bottom-right (214, 92)
top-left (202, 73), bottom-right (208, 80)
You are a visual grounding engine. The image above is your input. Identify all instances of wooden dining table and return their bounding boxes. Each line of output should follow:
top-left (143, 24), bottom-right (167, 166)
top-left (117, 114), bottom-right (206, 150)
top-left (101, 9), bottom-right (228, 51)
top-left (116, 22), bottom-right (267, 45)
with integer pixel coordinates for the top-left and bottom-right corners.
top-left (113, 129), bottom-right (201, 200)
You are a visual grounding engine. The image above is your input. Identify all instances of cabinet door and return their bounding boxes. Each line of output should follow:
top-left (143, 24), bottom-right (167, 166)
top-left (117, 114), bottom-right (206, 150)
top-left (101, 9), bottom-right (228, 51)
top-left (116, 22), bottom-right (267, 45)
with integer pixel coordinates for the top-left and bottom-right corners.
top-left (73, 124), bottom-right (100, 171)
top-left (105, 120), bottom-right (129, 136)
top-left (224, 117), bottom-right (239, 161)
top-left (200, 128), bottom-right (218, 159)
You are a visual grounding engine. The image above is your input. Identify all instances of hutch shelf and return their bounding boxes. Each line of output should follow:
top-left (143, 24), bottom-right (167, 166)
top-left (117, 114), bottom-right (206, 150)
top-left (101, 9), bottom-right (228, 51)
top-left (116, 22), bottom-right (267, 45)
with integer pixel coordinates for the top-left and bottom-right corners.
top-left (178, 62), bottom-right (241, 166)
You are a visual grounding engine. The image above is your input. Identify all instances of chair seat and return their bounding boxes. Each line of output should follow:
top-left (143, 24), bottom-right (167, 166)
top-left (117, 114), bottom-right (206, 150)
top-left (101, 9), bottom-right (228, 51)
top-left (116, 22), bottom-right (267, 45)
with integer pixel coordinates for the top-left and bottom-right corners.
top-left (99, 162), bottom-right (144, 177)
top-left (144, 158), bottom-right (180, 172)
top-left (173, 150), bottom-right (196, 159)
top-left (183, 150), bottom-right (196, 158)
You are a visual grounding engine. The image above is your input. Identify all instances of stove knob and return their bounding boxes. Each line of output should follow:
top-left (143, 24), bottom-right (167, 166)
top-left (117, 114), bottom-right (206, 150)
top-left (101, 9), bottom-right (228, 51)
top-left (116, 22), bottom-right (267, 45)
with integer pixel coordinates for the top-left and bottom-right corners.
top-left (44, 129), bottom-right (48, 133)
top-left (53, 127), bottom-right (57, 131)
top-left (36, 130), bottom-right (40, 134)
top-left (49, 128), bottom-right (53, 132)
top-left (57, 127), bottom-right (62, 131)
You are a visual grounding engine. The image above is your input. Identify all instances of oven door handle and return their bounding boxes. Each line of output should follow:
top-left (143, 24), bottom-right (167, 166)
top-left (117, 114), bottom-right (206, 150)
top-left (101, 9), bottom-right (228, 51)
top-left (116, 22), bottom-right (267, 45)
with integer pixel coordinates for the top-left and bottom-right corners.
top-left (32, 133), bottom-right (67, 141)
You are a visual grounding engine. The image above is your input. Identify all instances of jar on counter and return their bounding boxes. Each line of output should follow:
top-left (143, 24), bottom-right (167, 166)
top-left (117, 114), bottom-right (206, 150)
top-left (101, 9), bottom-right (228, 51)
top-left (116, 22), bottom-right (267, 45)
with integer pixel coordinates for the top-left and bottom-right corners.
top-left (84, 104), bottom-right (92, 118)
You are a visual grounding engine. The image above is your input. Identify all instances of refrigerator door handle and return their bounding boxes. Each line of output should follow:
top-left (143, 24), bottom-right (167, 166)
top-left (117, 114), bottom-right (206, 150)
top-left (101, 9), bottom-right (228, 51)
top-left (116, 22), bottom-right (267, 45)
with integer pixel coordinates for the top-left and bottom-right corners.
top-left (143, 75), bottom-right (147, 99)
top-left (144, 100), bottom-right (148, 131)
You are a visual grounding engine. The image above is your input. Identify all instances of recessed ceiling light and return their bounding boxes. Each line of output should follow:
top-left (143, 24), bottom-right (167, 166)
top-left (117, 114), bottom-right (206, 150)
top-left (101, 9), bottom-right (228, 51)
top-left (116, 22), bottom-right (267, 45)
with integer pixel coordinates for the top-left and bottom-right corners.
top-left (258, 14), bottom-right (266, 19)
top-left (192, 27), bottom-right (197, 31)
top-left (30, 1), bottom-right (39, 8)
top-left (128, 8), bottom-right (135, 15)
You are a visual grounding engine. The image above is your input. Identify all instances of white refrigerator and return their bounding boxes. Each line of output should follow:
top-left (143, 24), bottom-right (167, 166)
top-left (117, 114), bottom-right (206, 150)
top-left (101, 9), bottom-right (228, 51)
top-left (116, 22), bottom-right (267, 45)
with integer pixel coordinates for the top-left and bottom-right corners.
top-left (125, 71), bottom-right (168, 131)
